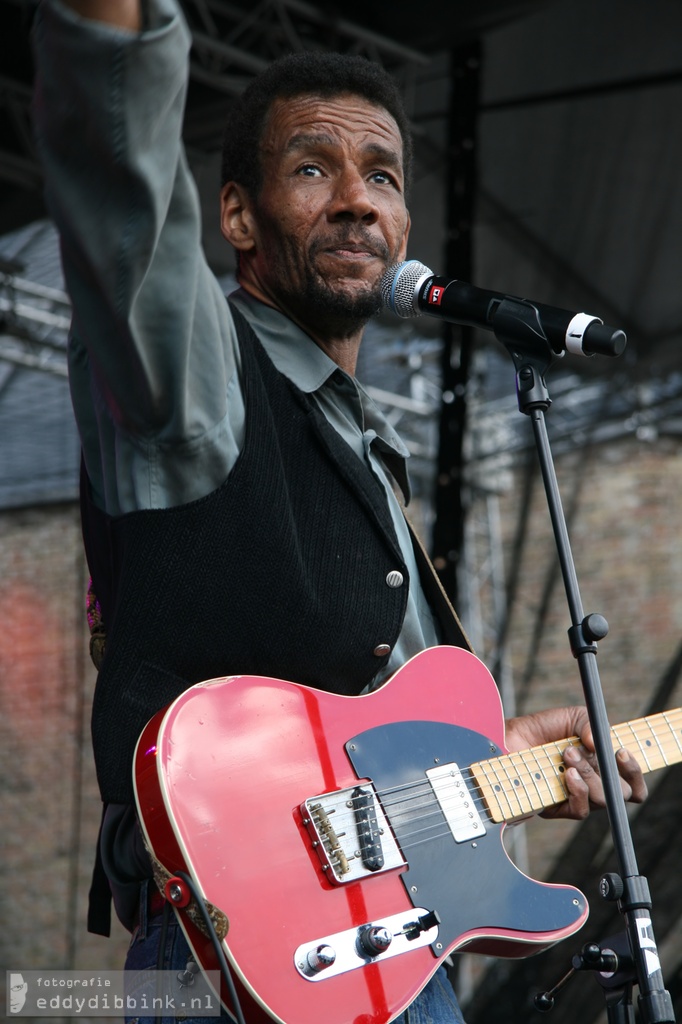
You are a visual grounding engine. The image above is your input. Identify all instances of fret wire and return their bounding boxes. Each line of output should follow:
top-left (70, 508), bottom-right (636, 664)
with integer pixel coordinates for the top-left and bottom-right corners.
top-left (496, 752), bottom-right (530, 816)
top-left (474, 758), bottom-right (516, 820)
top-left (506, 748), bottom-right (550, 812)
top-left (642, 718), bottom-right (668, 766)
top-left (662, 711), bottom-right (682, 756)
top-left (622, 712), bottom-right (682, 766)
top-left (363, 709), bottom-right (682, 832)
top-left (472, 742), bottom-right (573, 820)
top-left (623, 720), bottom-right (653, 770)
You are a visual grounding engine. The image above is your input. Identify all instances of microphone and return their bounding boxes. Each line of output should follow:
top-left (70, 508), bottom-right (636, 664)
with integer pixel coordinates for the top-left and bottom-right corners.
top-left (381, 260), bottom-right (626, 358)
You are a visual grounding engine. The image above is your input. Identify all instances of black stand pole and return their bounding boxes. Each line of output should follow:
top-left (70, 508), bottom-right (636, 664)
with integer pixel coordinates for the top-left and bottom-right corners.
top-left (490, 297), bottom-right (675, 1024)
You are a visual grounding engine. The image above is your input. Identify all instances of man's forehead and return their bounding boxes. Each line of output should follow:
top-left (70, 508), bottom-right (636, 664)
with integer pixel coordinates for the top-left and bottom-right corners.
top-left (263, 92), bottom-right (403, 151)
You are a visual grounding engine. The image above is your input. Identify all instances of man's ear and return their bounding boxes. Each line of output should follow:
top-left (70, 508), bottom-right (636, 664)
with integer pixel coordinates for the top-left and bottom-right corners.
top-left (220, 181), bottom-right (258, 252)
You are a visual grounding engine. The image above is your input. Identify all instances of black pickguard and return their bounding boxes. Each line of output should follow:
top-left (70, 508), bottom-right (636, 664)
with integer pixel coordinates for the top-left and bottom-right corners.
top-left (345, 720), bottom-right (586, 955)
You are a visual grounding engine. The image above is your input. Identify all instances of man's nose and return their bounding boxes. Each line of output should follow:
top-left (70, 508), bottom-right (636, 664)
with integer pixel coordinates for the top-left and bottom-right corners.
top-left (328, 168), bottom-right (379, 222)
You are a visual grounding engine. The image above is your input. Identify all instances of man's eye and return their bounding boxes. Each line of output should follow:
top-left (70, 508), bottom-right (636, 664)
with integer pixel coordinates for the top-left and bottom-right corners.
top-left (297, 164), bottom-right (323, 177)
top-left (370, 171), bottom-right (396, 186)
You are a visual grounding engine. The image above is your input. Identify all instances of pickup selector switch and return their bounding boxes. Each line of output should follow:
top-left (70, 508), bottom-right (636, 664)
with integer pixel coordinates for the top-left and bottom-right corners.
top-left (358, 925), bottom-right (393, 957)
top-left (403, 910), bottom-right (441, 941)
top-left (294, 907), bottom-right (437, 982)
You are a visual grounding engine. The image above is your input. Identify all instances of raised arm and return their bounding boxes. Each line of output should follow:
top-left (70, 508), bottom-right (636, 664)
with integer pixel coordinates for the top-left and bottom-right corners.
top-left (32, 0), bottom-right (240, 512)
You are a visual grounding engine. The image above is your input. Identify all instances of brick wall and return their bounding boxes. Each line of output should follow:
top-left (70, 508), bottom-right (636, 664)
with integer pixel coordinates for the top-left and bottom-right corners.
top-left (493, 435), bottom-right (682, 900)
top-left (0, 503), bottom-right (129, 1019)
top-left (454, 434), bottom-right (682, 1010)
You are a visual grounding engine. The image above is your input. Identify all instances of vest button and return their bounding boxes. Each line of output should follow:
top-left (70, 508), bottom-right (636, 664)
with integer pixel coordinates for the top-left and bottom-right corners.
top-left (373, 644), bottom-right (392, 657)
top-left (386, 570), bottom-right (404, 588)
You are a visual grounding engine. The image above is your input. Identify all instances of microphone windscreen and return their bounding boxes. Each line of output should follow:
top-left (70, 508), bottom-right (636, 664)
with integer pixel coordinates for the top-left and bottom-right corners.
top-left (381, 260), bottom-right (433, 317)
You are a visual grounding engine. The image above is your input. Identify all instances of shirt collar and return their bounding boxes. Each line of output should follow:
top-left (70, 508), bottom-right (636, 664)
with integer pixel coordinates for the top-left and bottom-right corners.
top-left (229, 288), bottom-right (338, 393)
top-left (229, 288), bottom-right (411, 501)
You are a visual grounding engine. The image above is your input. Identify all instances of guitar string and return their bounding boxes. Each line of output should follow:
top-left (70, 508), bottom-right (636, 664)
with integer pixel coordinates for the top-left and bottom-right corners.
top-left (377, 768), bottom-right (537, 833)
top-left (330, 722), bottom-right (682, 853)
top-left (358, 744), bottom-right (582, 824)
top-left (305, 717), bottom-right (682, 863)
top-left (328, 756), bottom-right (631, 859)
top-left (321, 774), bottom-right (526, 858)
top-left (331, 764), bottom-right (548, 851)
top-left (368, 716), bottom-right (682, 819)
top-left (662, 711), bottom-right (682, 755)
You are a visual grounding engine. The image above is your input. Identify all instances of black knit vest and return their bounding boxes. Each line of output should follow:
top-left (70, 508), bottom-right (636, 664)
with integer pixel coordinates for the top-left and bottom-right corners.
top-left (83, 305), bottom-right (469, 804)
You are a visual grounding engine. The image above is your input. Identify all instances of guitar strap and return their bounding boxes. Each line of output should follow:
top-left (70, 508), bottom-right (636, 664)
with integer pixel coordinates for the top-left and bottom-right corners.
top-left (403, 514), bottom-right (475, 655)
top-left (144, 840), bottom-right (229, 942)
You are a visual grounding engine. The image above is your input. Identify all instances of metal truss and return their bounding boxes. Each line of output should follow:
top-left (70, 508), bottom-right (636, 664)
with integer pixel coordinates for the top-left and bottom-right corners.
top-left (457, 348), bottom-right (682, 732)
top-left (0, 266), bottom-right (70, 377)
top-left (0, 0), bottom-right (429, 193)
top-left (181, 0), bottom-right (429, 87)
top-left (0, 73), bottom-right (41, 192)
top-left (466, 360), bottom-right (682, 479)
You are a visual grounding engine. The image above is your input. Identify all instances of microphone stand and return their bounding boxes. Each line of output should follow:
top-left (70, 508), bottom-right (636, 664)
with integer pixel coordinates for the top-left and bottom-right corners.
top-left (488, 298), bottom-right (675, 1024)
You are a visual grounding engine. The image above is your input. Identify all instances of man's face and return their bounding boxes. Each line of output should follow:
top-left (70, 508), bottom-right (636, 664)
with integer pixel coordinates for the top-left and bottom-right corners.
top-left (10, 974), bottom-right (28, 1013)
top-left (226, 92), bottom-right (411, 339)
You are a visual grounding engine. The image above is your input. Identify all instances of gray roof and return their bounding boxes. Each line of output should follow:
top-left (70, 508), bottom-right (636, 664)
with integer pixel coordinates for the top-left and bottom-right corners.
top-left (0, 220), bottom-right (78, 509)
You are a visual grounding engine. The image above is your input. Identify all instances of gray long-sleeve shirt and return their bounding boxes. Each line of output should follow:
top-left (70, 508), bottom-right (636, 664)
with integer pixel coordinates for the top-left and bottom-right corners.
top-left (32, 0), bottom-right (442, 683)
top-left (31, 0), bottom-right (451, 925)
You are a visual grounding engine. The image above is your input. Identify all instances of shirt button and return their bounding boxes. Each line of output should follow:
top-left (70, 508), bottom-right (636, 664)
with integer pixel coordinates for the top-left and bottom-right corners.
top-left (373, 644), bottom-right (392, 657)
top-left (386, 570), bottom-right (404, 588)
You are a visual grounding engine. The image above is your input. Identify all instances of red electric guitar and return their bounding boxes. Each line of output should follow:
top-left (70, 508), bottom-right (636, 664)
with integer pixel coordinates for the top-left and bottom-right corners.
top-left (134, 645), bottom-right (681, 1024)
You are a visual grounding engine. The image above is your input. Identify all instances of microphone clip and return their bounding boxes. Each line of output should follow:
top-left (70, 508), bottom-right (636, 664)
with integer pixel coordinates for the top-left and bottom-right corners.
top-left (490, 297), bottom-right (555, 414)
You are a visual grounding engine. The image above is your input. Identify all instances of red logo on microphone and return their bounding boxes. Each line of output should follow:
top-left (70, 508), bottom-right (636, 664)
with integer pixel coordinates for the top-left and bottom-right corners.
top-left (428, 285), bottom-right (444, 306)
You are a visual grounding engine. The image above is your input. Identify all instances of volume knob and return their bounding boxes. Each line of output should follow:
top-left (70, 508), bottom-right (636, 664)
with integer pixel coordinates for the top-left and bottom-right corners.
top-left (358, 925), bottom-right (393, 957)
top-left (306, 944), bottom-right (336, 974)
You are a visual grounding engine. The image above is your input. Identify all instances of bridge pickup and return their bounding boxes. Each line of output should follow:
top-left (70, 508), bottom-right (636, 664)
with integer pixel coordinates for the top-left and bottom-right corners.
top-left (301, 784), bottom-right (404, 885)
top-left (352, 786), bottom-right (384, 871)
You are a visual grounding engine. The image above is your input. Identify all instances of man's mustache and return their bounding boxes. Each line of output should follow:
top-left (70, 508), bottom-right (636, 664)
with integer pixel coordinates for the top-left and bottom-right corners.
top-left (310, 230), bottom-right (390, 262)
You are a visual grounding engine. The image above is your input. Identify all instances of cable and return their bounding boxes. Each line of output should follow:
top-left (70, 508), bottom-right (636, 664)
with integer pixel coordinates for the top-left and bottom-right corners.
top-left (175, 871), bottom-right (247, 1024)
top-left (154, 900), bottom-right (172, 1024)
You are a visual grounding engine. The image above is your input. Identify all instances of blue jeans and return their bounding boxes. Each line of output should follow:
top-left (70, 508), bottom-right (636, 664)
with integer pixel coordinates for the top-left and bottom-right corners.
top-left (124, 884), bottom-right (466, 1024)
top-left (392, 966), bottom-right (465, 1024)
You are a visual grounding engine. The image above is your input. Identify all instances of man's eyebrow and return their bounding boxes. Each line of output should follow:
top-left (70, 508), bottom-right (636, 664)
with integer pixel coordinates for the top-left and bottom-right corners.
top-left (363, 142), bottom-right (403, 172)
top-left (284, 132), bottom-right (336, 154)
top-left (284, 133), bottom-right (403, 171)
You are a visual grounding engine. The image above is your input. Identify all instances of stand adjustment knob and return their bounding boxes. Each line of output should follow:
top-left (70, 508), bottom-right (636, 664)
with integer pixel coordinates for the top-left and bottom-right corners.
top-left (583, 613), bottom-right (609, 642)
top-left (599, 873), bottom-right (624, 901)
top-left (572, 942), bottom-right (619, 974)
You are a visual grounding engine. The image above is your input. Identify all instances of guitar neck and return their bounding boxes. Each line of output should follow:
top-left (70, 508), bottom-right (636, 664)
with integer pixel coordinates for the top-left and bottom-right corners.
top-left (471, 708), bottom-right (682, 824)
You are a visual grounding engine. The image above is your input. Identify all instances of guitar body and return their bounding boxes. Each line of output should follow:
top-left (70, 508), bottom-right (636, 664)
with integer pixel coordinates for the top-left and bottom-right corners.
top-left (134, 646), bottom-right (588, 1024)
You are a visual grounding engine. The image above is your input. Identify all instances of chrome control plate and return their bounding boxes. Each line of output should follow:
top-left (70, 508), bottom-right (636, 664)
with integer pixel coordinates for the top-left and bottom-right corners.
top-left (293, 908), bottom-right (439, 981)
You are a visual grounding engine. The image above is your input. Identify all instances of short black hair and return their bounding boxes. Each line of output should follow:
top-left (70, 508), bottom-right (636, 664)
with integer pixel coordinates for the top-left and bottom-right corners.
top-left (220, 51), bottom-right (413, 199)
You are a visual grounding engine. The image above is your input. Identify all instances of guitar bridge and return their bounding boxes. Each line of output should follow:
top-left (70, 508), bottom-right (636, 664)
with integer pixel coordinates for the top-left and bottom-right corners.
top-left (301, 784), bottom-right (404, 884)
